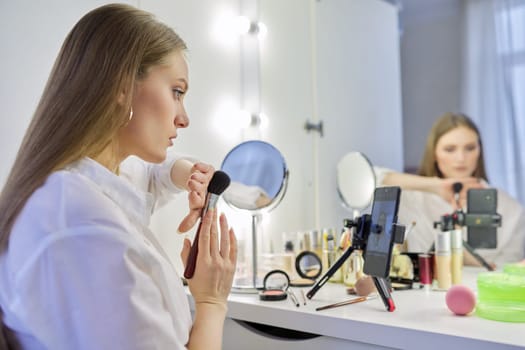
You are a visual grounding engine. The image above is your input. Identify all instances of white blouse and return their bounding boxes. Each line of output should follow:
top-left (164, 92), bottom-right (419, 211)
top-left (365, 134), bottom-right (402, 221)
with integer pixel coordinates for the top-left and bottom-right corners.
top-left (374, 167), bottom-right (525, 265)
top-left (0, 156), bottom-right (192, 349)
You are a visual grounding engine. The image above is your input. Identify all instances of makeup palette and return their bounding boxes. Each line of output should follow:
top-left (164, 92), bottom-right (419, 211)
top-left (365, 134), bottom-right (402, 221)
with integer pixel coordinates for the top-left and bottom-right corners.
top-left (259, 270), bottom-right (290, 301)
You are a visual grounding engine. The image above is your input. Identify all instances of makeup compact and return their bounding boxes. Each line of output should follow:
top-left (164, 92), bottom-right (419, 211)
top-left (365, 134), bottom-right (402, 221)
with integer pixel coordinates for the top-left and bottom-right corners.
top-left (290, 251), bottom-right (323, 287)
top-left (259, 270), bottom-right (290, 301)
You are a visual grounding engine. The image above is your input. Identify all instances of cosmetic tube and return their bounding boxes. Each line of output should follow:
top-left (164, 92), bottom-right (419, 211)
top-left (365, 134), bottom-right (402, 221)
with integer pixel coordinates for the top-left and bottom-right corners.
top-left (324, 230), bottom-right (342, 283)
top-left (343, 249), bottom-right (364, 287)
top-left (435, 230), bottom-right (452, 290)
top-left (450, 228), bottom-right (463, 285)
top-left (310, 230), bottom-right (322, 263)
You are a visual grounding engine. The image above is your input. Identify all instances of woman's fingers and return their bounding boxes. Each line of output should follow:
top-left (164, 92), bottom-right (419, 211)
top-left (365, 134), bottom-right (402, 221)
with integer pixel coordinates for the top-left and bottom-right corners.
top-left (219, 213), bottom-right (230, 259)
top-left (209, 210), bottom-right (219, 257)
top-left (197, 209), bottom-right (213, 261)
top-left (193, 209), bottom-right (236, 272)
top-left (229, 228), bottom-right (237, 263)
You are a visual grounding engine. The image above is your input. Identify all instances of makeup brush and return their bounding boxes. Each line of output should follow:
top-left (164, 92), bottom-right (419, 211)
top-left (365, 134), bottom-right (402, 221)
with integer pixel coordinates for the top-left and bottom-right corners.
top-left (453, 182), bottom-right (463, 208)
top-left (183, 170), bottom-right (231, 279)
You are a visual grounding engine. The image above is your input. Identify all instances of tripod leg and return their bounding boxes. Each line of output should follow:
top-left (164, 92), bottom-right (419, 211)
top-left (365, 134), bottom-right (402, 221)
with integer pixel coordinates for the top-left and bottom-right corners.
top-left (372, 276), bottom-right (395, 312)
top-left (306, 246), bottom-right (354, 299)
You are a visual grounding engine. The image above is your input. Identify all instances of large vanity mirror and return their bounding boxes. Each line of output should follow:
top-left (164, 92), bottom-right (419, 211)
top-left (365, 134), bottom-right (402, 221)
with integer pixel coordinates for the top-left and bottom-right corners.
top-left (221, 140), bottom-right (289, 291)
top-left (336, 152), bottom-right (376, 217)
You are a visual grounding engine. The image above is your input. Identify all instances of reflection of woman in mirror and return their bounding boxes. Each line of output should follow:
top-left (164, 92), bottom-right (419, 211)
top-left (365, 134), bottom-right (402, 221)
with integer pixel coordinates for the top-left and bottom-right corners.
top-left (223, 181), bottom-right (272, 210)
top-left (0, 5), bottom-right (236, 348)
top-left (375, 113), bottom-right (525, 266)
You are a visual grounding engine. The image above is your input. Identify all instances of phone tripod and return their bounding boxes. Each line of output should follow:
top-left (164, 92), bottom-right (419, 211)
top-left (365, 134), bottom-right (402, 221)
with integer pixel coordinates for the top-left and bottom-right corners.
top-left (306, 215), bottom-right (405, 312)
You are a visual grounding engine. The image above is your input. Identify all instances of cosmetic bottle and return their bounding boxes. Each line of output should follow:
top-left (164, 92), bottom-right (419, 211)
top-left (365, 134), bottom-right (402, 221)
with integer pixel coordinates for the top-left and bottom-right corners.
top-left (310, 230), bottom-right (323, 264)
top-left (435, 230), bottom-right (452, 290)
top-left (302, 231), bottom-right (312, 252)
top-left (343, 249), bottom-right (364, 287)
top-left (283, 240), bottom-right (296, 277)
top-left (322, 229), bottom-right (341, 282)
top-left (450, 228), bottom-right (463, 285)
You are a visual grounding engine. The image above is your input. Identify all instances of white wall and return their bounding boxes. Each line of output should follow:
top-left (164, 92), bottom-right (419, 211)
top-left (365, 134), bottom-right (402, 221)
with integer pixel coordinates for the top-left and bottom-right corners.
top-left (0, 0), bottom-right (242, 274)
top-left (0, 0), bottom-right (403, 275)
top-left (399, 0), bottom-right (463, 171)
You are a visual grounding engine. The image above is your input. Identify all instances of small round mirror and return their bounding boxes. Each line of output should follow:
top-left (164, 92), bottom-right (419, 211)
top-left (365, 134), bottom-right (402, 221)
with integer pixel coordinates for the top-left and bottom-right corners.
top-left (221, 140), bottom-right (288, 212)
top-left (295, 251), bottom-right (322, 280)
top-left (336, 152), bottom-right (376, 211)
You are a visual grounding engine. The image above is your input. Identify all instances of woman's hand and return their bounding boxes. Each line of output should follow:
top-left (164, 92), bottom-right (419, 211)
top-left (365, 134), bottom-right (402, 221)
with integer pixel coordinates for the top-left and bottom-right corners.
top-left (438, 177), bottom-right (485, 209)
top-left (178, 162), bottom-right (214, 233)
top-left (181, 210), bottom-right (237, 308)
top-left (181, 210), bottom-right (237, 350)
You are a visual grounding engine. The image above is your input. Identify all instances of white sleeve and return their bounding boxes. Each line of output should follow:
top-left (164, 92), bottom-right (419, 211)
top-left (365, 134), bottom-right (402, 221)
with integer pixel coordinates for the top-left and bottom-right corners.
top-left (10, 226), bottom-right (190, 350)
top-left (372, 166), bottom-right (396, 187)
top-left (120, 153), bottom-right (198, 211)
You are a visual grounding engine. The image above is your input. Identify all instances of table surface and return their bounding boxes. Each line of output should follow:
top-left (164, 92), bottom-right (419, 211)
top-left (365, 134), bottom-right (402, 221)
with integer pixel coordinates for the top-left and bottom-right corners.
top-left (187, 267), bottom-right (525, 349)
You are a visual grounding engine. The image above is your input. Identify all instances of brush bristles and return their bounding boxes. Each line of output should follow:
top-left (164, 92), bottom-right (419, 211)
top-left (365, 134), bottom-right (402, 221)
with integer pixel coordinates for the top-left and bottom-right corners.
top-left (208, 170), bottom-right (231, 195)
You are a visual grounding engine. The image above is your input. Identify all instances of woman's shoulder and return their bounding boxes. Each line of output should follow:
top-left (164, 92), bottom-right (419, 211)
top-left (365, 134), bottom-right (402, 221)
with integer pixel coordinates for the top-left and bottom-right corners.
top-left (13, 170), bottom-right (128, 241)
top-left (494, 187), bottom-right (525, 211)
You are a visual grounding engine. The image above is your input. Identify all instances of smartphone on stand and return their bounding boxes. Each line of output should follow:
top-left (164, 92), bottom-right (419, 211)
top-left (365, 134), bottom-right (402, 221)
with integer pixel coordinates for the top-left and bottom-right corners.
top-left (363, 187), bottom-right (401, 278)
top-left (467, 189), bottom-right (498, 249)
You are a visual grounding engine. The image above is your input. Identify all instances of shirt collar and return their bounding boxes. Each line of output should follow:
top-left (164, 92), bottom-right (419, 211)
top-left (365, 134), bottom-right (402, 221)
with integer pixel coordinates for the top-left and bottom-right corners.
top-left (67, 158), bottom-right (154, 227)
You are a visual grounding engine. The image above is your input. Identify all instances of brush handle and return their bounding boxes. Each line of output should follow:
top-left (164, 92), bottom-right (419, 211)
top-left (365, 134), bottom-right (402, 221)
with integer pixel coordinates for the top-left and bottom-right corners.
top-left (183, 193), bottom-right (219, 279)
top-left (183, 220), bottom-right (203, 279)
top-left (316, 296), bottom-right (368, 311)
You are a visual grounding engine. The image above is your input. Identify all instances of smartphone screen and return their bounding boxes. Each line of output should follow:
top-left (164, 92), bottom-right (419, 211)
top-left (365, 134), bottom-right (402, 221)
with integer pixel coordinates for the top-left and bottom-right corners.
top-left (363, 186), bottom-right (401, 278)
top-left (467, 189), bottom-right (497, 249)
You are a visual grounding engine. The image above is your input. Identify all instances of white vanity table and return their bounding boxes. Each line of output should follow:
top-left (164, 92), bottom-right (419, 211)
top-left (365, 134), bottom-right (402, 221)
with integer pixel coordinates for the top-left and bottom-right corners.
top-left (187, 267), bottom-right (524, 350)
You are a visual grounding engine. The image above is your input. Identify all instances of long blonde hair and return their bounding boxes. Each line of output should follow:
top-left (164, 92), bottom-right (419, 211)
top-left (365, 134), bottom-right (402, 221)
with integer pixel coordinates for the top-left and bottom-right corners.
top-left (417, 112), bottom-right (488, 180)
top-left (0, 4), bottom-right (187, 250)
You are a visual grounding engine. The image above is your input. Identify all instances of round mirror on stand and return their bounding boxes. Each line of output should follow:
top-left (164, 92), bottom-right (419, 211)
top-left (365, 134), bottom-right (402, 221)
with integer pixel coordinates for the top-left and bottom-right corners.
top-left (221, 140), bottom-right (289, 292)
top-left (336, 152), bottom-right (376, 218)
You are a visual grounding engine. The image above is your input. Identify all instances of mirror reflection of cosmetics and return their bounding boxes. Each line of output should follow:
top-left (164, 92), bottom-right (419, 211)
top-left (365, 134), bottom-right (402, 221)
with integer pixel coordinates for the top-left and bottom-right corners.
top-left (290, 251), bottom-right (323, 287)
top-left (259, 270), bottom-right (290, 301)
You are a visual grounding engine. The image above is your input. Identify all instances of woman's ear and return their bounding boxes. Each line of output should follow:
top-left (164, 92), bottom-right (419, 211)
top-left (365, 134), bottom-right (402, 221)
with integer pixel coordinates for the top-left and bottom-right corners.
top-left (117, 92), bottom-right (126, 106)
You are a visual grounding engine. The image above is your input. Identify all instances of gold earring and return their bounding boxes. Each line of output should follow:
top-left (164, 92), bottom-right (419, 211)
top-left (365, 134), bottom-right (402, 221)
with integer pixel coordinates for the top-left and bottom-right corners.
top-left (129, 107), bottom-right (133, 121)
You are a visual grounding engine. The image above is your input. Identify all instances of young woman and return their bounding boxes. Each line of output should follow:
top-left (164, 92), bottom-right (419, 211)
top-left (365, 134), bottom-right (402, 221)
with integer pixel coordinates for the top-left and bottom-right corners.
top-left (0, 4), bottom-right (236, 349)
top-left (376, 112), bottom-right (525, 266)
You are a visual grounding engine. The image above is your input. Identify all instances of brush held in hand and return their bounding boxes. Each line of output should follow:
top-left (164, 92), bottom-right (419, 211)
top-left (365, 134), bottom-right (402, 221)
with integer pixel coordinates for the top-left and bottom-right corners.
top-left (183, 170), bottom-right (231, 279)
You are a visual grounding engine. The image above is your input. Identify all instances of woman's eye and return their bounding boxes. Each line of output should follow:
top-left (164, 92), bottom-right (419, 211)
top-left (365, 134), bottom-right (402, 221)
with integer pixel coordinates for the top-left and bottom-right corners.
top-left (172, 89), bottom-right (185, 99)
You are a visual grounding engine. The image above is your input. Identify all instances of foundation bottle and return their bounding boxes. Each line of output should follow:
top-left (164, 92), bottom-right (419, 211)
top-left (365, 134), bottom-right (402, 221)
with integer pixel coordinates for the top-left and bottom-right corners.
top-left (310, 230), bottom-right (323, 264)
top-left (343, 249), bottom-right (364, 287)
top-left (450, 228), bottom-right (463, 285)
top-left (435, 230), bottom-right (452, 290)
top-left (322, 228), bottom-right (341, 283)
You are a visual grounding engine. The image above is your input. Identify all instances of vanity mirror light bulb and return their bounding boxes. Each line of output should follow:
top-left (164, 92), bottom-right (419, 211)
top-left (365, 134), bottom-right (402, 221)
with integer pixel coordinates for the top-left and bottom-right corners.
top-left (236, 16), bottom-right (251, 35)
top-left (237, 110), bottom-right (251, 128)
top-left (258, 112), bottom-right (269, 129)
top-left (256, 22), bottom-right (268, 40)
top-left (212, 13), bottom-right (245, 46)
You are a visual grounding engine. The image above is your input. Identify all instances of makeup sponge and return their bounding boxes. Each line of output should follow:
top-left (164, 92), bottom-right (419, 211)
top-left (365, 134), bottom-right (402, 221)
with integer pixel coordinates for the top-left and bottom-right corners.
top-left (355, 276), bottom-right (377, 296)
top-left (446, 285), bottom-right (476, 316)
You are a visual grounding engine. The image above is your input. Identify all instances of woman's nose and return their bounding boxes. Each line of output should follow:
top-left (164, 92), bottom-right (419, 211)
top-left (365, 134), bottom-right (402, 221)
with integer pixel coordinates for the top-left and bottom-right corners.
top-left (175, 107), bottom-right (189, 128)
top-left (456, 150), bottom-right (467, 162)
